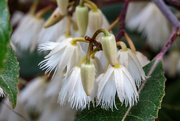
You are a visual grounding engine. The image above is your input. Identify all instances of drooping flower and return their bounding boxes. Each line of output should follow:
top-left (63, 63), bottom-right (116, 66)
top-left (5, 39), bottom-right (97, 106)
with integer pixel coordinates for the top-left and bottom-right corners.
top-left (163, 50), bottom-right (180, 77)
top-left (127, 3), bottom-right (170, 50)
top-left (58, 66), bottom-right (91, 110)
top-left (39, 38), bottom-right (85, 77)
top-left (19, 76), bottom-right (48, 112)
top-left (90, 55), bottom-right (104, 77)
top-left (10, 11), bottom-right (24, 27)
top-left (118, 48), bottom-right (146, 87)
top-left (11, 14), bottom-right (44, 51)
top-left (97, 65), bottom-right (138, 110)
top-left (45, 70), bottom-right (65, 100)
top-left (39, 98), bottom-right (76, 121)
top-left (126, 1), bottom-right (148, 25)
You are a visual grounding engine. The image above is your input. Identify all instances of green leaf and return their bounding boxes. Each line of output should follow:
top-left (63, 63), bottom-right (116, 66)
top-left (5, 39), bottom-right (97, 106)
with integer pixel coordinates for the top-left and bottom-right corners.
top-left (75, 60), bottom-right (166, 121)
top-left (0, 0), bottom-right (11, 73)
top-left (0, 46), bottom-right (19, 108)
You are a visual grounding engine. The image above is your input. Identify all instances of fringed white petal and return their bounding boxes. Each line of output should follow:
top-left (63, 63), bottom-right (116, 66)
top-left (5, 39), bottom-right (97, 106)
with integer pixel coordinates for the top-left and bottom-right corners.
top-left (58, 66), bottom-right (90, 110)
top-left (97, 70), bottom-right (117, 110)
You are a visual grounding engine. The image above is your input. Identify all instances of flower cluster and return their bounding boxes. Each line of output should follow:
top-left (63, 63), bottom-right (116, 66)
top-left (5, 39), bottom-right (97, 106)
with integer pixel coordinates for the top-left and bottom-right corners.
top-left (10, 0), bottom-right (150, 111)
top-left (39, 30), bottom-right (147, 110)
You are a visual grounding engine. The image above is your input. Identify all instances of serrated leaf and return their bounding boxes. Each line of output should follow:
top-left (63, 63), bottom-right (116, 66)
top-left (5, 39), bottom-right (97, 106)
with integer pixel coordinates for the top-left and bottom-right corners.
top-left (0, 0), bottom-right (11, 73)
top-left (0, 46), bottom-right (19, 108)
top-left (75, 60), bottom-right (166, 121)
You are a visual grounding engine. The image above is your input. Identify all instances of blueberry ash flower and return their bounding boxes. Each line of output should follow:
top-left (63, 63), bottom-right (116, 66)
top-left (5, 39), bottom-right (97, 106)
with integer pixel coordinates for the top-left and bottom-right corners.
top-left (39, 38), bottom-right (85, 77)
top-left (117, 42), bottom-right (146, 87)
top-left (97, 64), bottom-right (138, 110)
top-left (58, 66), bottom-right (91, 110)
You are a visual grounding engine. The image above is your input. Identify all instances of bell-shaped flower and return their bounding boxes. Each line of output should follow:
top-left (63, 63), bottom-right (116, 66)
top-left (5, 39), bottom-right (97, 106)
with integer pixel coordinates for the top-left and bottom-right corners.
top-left (136, 51), bottom-right (150, 67)
top-left (19, 76), bottom-right (48, 112)
top-left (10, 11), bottom-right (24, 27)
top-left (118, 48), bottom-right (146, 87)
top-left (39, 38), bottom-right (85, 77)
top-left (58, 66), bottom-right (91, 110)
top-left (39, 98), bottom-right (76, 121)
top-left (90, 55), bottom-right (104, 77)
top-left (97, 65), bottom-right (138, 110)
top-left (11, 14), bottom-right (44, 51)
top-left (127, 3), bottom-right (170, 50)
top-left (45, 70), bottom-right (65, 100)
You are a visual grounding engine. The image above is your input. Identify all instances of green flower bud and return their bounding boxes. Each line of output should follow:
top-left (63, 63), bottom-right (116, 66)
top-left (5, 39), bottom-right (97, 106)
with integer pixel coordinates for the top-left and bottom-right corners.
top-left (88, 9), bottom-right (103, 34)
top-left (81, 62), bottom-right (95, 96)
top-left (101, 34), bottom-right (117, 66)
top-left (75, 5), bottom-right (88, 37)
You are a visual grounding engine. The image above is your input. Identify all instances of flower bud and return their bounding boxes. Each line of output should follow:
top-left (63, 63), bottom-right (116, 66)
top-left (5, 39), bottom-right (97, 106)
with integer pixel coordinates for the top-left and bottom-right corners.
top-left (101, 34), bottom-right (117, 66)
top-left (81, 62), bottom-right (95, 96)
top-left (88, 9), bottom-right (103, 34)
top-left (75, 5), bottom-right (88, 37)
top-left (44, 7), bottom-right (64, 28)
top-left (56, 0), bottom-right (68, 15)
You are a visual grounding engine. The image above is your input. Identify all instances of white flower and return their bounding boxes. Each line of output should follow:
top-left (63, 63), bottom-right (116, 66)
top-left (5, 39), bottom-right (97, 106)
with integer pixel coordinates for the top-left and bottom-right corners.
top-left (91, 56), bottom-right (104, 77)
top-left (0, 87), bottom-right (5, 97)
top-left (38, 16), bottom-right (72, 44)
top-left (19, 76), bottom-right (48, 111)
top-left (118, 49), bottom-right (146, 87)
top-left (95, 50), bottom-right (107, 71)
top-left (45, 70), bottom-right (65, 100)
top-left (136, 51), bottom-right (150, 67)
top-left (10, 11), bottom-right (24, 27)
top-left (163, 50), bottom-right (180, 77)
top-left (58, 66), bottom-right (91, 110)
top-left (97, 65), bottom-right (138, 110)
top-left (91, 73), bottom-right (104, 104)
top-left (12, 14), bottom-right (44, 51)
top-left (126, 2), bottom-right (148, 25)
top-left (11, 14), bottom-right (32, 44)
top-left (127, 3), bottom-right (170, 50)
top-left (39, 98), bottom-right (76, 121)
top-left (0, 97), bottom-right (30, 121)
top-left (39, 38), bottom-right (85, 77)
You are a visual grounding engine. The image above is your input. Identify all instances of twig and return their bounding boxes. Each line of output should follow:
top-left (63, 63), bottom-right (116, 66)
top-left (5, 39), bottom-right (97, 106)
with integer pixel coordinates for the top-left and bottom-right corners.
top-left (116, 0), bottom-right (129, 42)
top-left (152, 0), bottom-right (180, 28)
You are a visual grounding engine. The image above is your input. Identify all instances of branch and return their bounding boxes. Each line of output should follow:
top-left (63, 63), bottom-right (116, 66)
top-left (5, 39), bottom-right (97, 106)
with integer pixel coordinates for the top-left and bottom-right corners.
top-left (116, 0), bottom-right (129, 42)
top-left (152, 0), bottom-right (180, 28)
